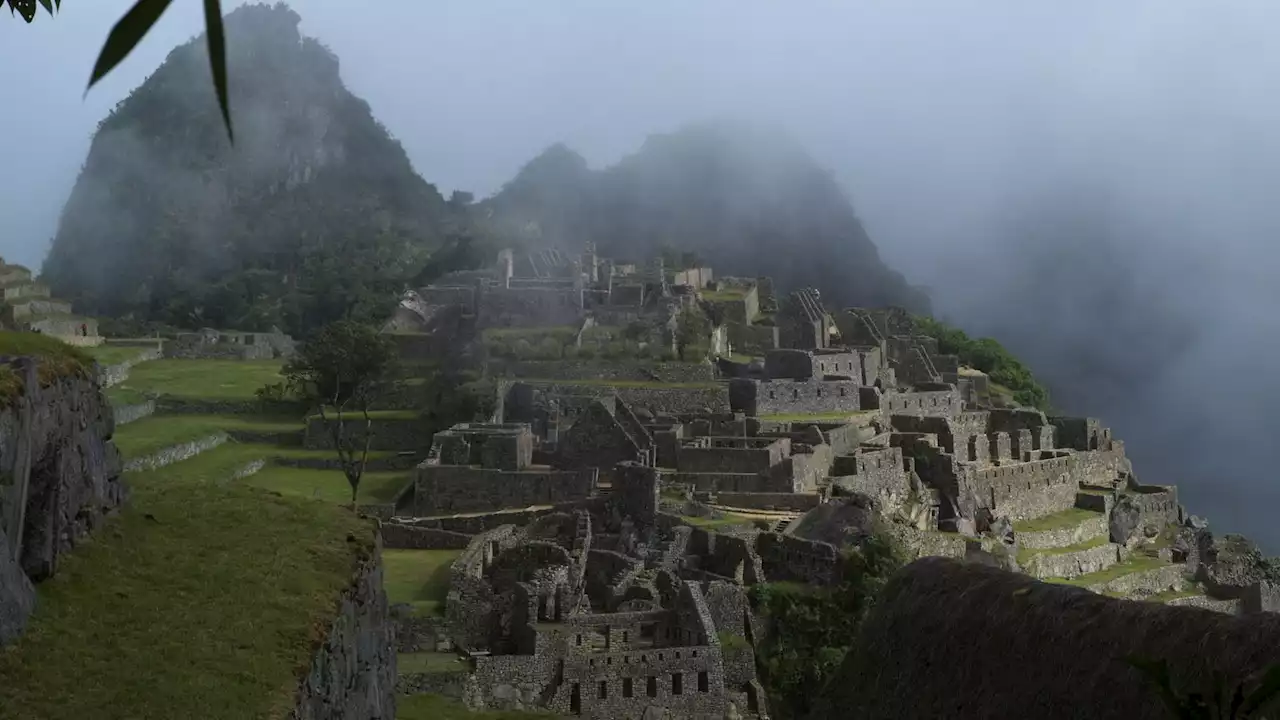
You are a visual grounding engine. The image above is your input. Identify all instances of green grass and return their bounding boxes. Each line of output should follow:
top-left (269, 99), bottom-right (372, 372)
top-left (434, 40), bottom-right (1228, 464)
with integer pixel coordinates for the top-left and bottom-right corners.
top-left (1013, 507), bottom-right (1102, 534)
top-left (0, 330), bottom-right (93, 404)
top-left (523, 378), bottom-right (719, 389)
top-left (86, 345), bottom-right (152, 367)
top-left (1017, 534), bottom-right (1111, 566)
top-left (105, 386), bottom-right (148, 406)
top-left (702, 288), bottom-right (748, 301)
top-left (398, 651), bottom-right (468, 674)
top-left (1047, 554), bottom-right (1169, 588)
top-left (717, 631), bottom-right (752, 651)
top-left (118, 359), bottom-right (284, 400)
top-left (397, 694), bottom-right (558, 719)
top-left (482, 326), bottom-right (578, 340)
top-left (384, 549), bottom-right (461, 616)
top-left (243, 466), bottom-right (412, 505)
top-left (0, 451), bottom-right (375, 720)
top-left (112, 414), bottom-right (303, 458)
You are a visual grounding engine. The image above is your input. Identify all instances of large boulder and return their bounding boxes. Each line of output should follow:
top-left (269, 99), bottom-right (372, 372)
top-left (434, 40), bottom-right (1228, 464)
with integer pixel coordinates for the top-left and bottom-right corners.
top-left (1201, 534), bottom-right (1279, 599)
top-left (819, 557), bottom-right (1280, 720)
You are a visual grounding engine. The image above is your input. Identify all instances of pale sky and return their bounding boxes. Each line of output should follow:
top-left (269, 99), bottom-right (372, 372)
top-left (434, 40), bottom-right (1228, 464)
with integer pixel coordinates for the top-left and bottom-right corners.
top-left (5, 0), bottom-right (1280, 548)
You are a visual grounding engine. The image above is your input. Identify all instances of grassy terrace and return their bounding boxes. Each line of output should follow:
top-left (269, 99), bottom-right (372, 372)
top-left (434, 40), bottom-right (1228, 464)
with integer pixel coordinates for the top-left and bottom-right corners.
top-left (245, 465), bottom-right (411, 505)
top-left (85, 344), bottom-right (154, 367)
top-left (306, 408), bottom-right (421, 421)
top-left (384, 549), bottom-right (460, 616)
top-left (681, 512), bottom-right (754, 530)
top-left (115, 358), bottom-right (284, 400)
top-left (1012, 507), bottom-right (1102, 534)
top-left (111, 414), bottom-right (303, 458)
top-left (1046, 554), bottom-right (1170, 588)
top-left (0, 454), bottom-right (374, 720)
top-left (1017, 535), bottom-right (1111, 566)
top-left (701, 288), bottom-right (748, 302)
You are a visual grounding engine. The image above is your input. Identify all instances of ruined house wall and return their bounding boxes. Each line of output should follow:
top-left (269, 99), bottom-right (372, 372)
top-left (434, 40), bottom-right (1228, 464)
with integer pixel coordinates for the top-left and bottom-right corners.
top-left (478, 286), bottom-right (583, 329)
top-left (731, 379), bottom-right (864, 417)
top-left (671, 471), bottom-right (789, 494)
top-left (964, 455), bottom-right (1079, 522)
top-left (414, 466), bottom-right (596, 516)
top-left (303, 416), bottom-right (428, 452)
top-left (487, 360), bottom-right (716, 383)
top-left (756, 533), bottom-right (844, 585)
top-left (830, 447), bottom-right (907, 499)
top-left (0, 358), bottom-right (124, 646)
top-left (822, 557), bottom-right (1280, 720)
top-left (726, 321), bottom-right (779, 354)
top-left (676, 441), bottom-right (786, 474)
top-left (290, 533), bottom-right (396, 720)
top-left (514, 381), bottom-right (729, 416)
top-left (882, 389), bottom-right (963, 418)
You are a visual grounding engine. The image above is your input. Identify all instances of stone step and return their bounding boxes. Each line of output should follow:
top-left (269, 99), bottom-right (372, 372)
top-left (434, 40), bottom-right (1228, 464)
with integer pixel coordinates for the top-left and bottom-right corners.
top-left (1056, 557), bottom-right (1187, 596)
top-left (1016, 508), bottom-right (1109, 550)
top-left (1020, 538), bottom-right (1120, 580)
top-left (1163, 593), bottom-right (1242, 615)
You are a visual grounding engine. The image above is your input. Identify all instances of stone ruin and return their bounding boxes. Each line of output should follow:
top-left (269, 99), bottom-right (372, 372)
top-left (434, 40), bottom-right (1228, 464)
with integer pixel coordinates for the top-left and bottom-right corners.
top-left (0, 259), bottom-right (101, 346)
top-left (375, 242), bottom-right (1280, 718)
top-left (163, 327), bottom-right (297, 361)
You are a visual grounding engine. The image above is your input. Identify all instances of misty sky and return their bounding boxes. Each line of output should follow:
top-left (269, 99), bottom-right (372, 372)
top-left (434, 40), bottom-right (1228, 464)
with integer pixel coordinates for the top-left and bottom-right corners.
top-left (6, 1), bottom-right (1280, 549)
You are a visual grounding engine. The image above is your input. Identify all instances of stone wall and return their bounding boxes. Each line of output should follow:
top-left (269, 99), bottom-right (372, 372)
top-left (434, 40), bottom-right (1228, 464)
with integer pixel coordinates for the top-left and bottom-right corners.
top-left (487, 360), bottom-right (716, 383)
top-left (290, 531), bottom-right (396, 719)
top-left (882, 388), bottom-right (963, 418)
top-left (822, 557), bottom-right (1280, 720)
top-left (0, 358), bottom-right (125, 645)
top-left (756, 533), bottom-right (844, 585)
top-left (714, 492), bottom-right (822, 512)
top-left (726, 321), bottom-right (779, 354)
top-left (123, 433), bottom-right (227, 472)
top-left (477, 286), bottom-right (583, 328)
top-left (413, 465), bottom-right (596, 516)
top-left (382, 522), bottom-right (473, 550)
top-left (112, 400), bottom-right (156, 427)
top-left (511, 381), bottom-right (729, 416)
top-left (303, 415), bottom-right (429, 453)
top-left (729, 378), bottom-right (863, 417)
top-left (98, 346), bottom-right (162, 388)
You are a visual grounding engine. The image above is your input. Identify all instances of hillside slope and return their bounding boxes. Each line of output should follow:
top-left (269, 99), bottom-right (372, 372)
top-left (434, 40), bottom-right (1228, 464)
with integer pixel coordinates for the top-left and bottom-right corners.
top-left (482, 123), bottom-right (931, 313)
top-left (42, 3), bottom-right (464, 335)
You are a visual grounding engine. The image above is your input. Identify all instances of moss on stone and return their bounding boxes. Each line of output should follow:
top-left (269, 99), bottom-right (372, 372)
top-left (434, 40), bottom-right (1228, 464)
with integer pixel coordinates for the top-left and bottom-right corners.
top-left (384, 549), bottom-right (462, 617)
top-left (1013, 507), bottom-right (1102, 534)
top-left (1016, 535), bottom-right (1111, 566)
top-left (0, 331), bottom-right (94, 406)
top-left (397, 693), bottom-right (557, 719)
top-left (1047, 555), bottom-right (1168, 588)
top-left (118, 359), bottom-right (285, 401)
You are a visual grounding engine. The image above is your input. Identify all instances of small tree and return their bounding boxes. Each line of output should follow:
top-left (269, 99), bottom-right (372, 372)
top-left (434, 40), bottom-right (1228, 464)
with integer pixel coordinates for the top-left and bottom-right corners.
top-left (675, 306), bottom-right (711, 361)
top-left (282, 320), bottom-right (397, 506)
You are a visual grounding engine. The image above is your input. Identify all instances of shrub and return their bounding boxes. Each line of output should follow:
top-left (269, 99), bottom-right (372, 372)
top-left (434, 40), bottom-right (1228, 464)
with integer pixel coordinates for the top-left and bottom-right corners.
top-left (912, 315), bottom-right (1050, 411)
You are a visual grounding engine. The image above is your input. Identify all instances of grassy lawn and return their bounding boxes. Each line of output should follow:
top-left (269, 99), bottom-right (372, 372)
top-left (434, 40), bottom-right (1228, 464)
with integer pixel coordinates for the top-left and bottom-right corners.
top-left (1013, 507), bottom-right (1102, 534)
top-left (384, 549), bottom-right (461, 616)
top-left (398, 694), bottom-right (558, 719)
top-left (398, 651), bottom-right (468, 674)
top-left (243, 466), bottom-right (412, 505)
top-left (117, 359), bottom-right (284, 400)
top-left (482, 326), bottom-right (579, 340)
top-left (306, 408), bottom-right (421, 421)
top-left (0, 452), bottom-right (375, 720)
top-left (105, 386), bottom-right (148, 406)
top-left (702, 288), bottom-right (748, 301)
top-left (86, 345), bottom-right (152, 366)
top-left (112, 414), bottom-right (303, 458)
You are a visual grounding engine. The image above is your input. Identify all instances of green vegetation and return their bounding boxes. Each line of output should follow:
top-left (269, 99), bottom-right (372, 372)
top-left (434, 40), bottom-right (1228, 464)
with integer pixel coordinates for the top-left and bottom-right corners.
top-left (912, 315), bottom-right (1050, 410)
top-left (244, 466), bottom-right (411, 505)
top-left (1128, 656), bottom-right (1280, 719)
top-left (760, 411), bottom-right (876, 423)
top-left (85, 345), bottom-right (152, 367)
top-left (482, 324), bottom-right (677, 362)
top-left (0, 452), bottom-right (374, 720)
top-left (0, 331), bottom-right (93, 405)
top-left (1047, 555), bottom-right (1168, 588)
top-left (1012, 507), bottom-right (1101, 534)
top-left (383, 549), bottom-right (462, 616)
top-left (397, 693), bottom-right (557, 719)
top-left (675, 305), bottom-right (711, 361)
top-left (702, 288), bottom-right (748, 302)
top-left (750, 531), bottom-right (906, 718)
top-left (681, 513), bottom-right (754, 530)
top-left (280, 320), bottom-right (399, 505)
top-left (1017, 534), bottom-right (1111, 566)
top-left (111, 414), bottom-right (300, 458)
top-left (118, 359), bottom-right (284, 400)
top-left (717, 631), bottom-right (752, 652)
top-left (42, 3), bottom-right (473, 336)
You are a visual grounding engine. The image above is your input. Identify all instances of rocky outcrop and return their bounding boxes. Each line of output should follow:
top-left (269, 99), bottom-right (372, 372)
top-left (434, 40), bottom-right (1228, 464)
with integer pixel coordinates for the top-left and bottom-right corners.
top-left (819, 557), bottom-right (1280, 720)
top-left (290, 531), bottom-right (397, 720)
top-left (0, 356), bottom-right (124, 645)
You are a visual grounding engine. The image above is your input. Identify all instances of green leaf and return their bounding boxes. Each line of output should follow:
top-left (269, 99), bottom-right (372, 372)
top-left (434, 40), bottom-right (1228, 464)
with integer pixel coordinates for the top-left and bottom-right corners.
top-left (36, 0), bottom-right (52, 16)
top-left (201, 0), bottom-right (234, 143)
top-left (12, 0), bottom-right (36, 22)
top-left (87, 0), bottom-right (175, 93)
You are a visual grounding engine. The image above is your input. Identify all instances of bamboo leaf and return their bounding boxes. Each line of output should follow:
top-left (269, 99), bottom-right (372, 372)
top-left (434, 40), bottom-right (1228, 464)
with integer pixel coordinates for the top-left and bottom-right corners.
top-left (37, 0), bottom-right (52, 17)
top-left (13, 0), bottom-right (36, 22)
top-left (87, 0), bottom-right (175, 92)
top-left (202, 0), bottom-right (234, 142)
top-left (1240, 662), bottom-right (1280, 715)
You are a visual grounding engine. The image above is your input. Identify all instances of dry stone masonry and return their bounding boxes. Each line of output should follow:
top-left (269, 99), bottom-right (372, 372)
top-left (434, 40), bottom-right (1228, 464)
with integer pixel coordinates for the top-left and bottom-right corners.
top-left (368, 242), bottom-right (1280, 718)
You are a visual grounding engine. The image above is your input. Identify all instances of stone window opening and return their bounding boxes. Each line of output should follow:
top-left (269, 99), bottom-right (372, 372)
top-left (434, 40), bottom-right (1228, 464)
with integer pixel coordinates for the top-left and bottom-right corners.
top-left (607, 657), bottom-right (613, 665)
top-left (623, 678), bottom-right (634, 698)
top-left (839, 386), bottom-right (846, 397)
top-left (692, 650), bottom-right (698, 658)
top-left (577, 635), bottom-right (583, 646)
top-left (675, 651), bottom-right (681, 659)
top-left (622, 630), bottom-right (629, 643)
top-left (673, 673), bottom-right (684, 695)
top-left (641, 655), bottom-right (648, 663)
top-left (659, 653), bottom-right (664, 661)
top-left (599, 681), bottom-right (608, 699)
top-left (792, 389), bottom-right (800, 400)
top-left (647, 676), bottom-right (658, 697)
top-left (571, 683), bottom-right (581, 714)
top-left (698, 671), bottom-right (709, 692)
top-left (589, 659), bottom-right (595, 667)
